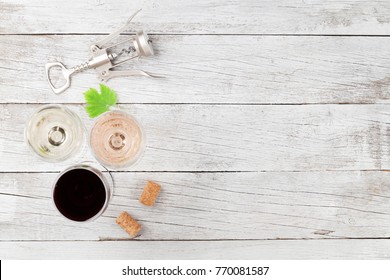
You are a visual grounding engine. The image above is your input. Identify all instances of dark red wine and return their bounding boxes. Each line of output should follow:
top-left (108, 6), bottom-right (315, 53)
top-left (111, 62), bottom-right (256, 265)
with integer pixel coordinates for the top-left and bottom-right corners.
top-left (53, 168), bottom-right (107, 221)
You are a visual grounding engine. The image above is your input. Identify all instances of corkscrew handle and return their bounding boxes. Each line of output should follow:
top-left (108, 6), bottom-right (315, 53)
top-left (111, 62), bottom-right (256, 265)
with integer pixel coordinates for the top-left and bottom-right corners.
top-left (45, 62), bottom-right (74, 94)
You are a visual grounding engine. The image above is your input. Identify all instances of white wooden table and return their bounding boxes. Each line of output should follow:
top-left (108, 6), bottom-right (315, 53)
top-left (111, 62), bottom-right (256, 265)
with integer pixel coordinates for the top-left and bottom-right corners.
top-left (1, 0), bottom-right (390, 259)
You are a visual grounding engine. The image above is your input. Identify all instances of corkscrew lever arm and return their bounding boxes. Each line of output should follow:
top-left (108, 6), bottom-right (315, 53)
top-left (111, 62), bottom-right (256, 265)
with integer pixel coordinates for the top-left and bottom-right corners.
top-left (93, 9), bottom-right (142, 49)
top-left (99, 69), bottom-right (162, 82)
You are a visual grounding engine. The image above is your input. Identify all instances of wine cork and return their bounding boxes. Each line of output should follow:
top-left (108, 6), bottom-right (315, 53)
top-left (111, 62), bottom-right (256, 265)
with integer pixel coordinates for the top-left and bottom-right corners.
top-left (139, 181), bottom-right (161, 207)
top-left (116, 211), bottom-right (141, 238)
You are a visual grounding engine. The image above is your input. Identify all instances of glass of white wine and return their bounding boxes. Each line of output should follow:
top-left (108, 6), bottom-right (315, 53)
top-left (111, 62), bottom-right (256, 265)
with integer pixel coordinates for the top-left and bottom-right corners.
top-left (25, 105), bottom-right (84, 161)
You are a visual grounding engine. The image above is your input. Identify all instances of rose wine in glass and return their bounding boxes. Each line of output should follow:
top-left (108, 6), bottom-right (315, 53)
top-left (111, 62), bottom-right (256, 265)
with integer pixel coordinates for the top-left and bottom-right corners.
top-left (89, 110), bottom-right (144, 169)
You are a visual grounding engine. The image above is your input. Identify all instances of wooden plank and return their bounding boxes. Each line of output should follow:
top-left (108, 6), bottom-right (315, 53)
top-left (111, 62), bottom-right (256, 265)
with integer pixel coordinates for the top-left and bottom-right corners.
top-left (1, 104), bottom-right (390, 172)
top-left (1, 0), bottom-right (390, 35)
top-left (1, 239), bottom-right (390, 259)
top-left (1, 35), bottom-right (390, 104)
top-left (1, 171), bottom-right (390, 240)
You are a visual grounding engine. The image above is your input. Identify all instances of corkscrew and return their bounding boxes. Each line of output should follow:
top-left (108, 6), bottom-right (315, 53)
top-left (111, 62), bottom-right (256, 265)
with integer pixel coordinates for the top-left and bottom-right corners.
top-left (45, 10), bottom-right (158, 94)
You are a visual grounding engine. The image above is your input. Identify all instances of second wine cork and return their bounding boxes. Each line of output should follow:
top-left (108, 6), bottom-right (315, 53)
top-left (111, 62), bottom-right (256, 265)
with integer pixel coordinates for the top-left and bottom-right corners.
top-left (116, 211), bottom-right (141, 238)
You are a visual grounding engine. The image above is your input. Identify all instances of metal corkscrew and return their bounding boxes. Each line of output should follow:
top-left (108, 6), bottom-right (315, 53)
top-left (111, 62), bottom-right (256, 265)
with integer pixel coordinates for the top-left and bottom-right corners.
top-left (45, 9), bottom-right (158, 94)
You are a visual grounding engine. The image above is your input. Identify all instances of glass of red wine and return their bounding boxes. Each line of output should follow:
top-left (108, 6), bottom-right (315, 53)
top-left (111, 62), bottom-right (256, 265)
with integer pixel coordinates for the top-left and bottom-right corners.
top-left (52, 162), bottom-right (113, 222)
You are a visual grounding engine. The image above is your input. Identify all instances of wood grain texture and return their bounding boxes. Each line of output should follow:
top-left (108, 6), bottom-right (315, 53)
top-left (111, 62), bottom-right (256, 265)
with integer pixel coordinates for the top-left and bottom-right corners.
top-left (1, 35), bottom-right (390, 104)
top-left (2, 239), bottom-right (390, 259)
top-left (1, 171), bottom-right (390, 241)
top-left (1, 104), bottom-right (390, 172)
top-left (2, 0), bottom-right (390, 260)
top-left (1, 0), bottom-right (390, 35)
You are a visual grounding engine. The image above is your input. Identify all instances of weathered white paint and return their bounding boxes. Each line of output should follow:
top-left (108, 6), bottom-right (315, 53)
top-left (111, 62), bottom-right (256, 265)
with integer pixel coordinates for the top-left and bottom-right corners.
top-left (1, 35), bottom-right (390, 104)
top-left (1, 239), bottom-right (390, 259)
top-left (1, 0), bottom-right (389, 260)
top-left (1, 104), bottom-right (390, 172)
top-left (1, 171), bottom-right (390, 241)
top-left (1, 0), bottom-right (390, 35)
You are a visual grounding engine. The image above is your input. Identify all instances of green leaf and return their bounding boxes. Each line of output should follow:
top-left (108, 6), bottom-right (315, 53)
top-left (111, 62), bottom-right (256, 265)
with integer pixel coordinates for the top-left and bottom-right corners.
top-left (83, 84), bottom-right (118, 118)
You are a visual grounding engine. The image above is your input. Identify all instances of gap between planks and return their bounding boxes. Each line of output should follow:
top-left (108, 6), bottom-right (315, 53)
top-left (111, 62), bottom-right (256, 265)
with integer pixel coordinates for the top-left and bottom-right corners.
top-left (5, 102), bottom-right (390, 105)
top-left (1, 169), bottom-right (390, 174)
top-left (2, 33), bottom-right (390, 37)
top-left (2, 237), bottom-right (390, 242)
